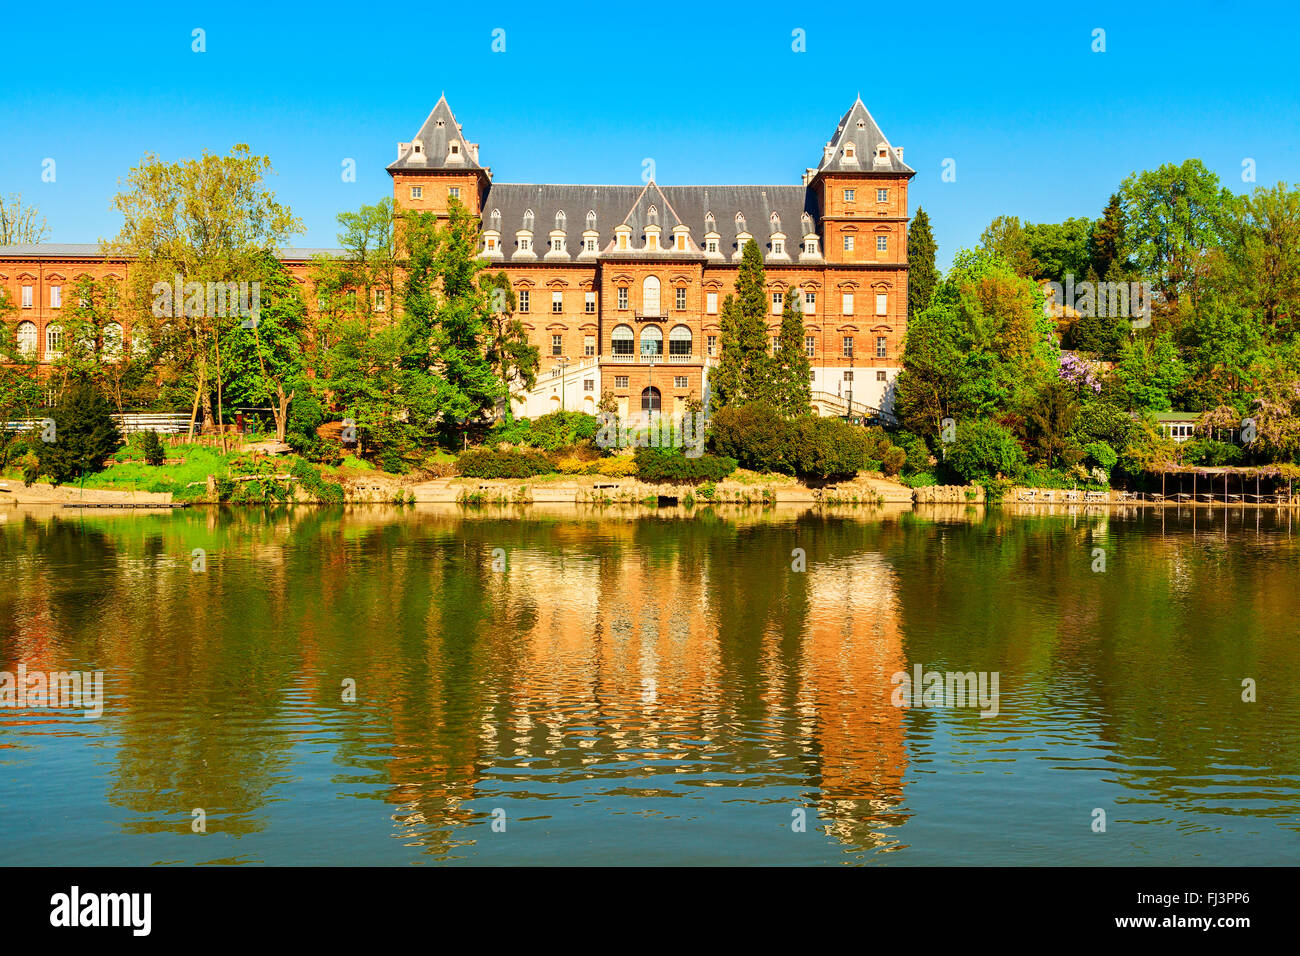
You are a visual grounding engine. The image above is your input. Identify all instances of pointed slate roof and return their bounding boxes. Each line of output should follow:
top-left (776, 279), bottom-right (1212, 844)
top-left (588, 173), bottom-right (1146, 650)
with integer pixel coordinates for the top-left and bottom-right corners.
top-left (387, 95), bottom-right (484, 172)
top-left (818, 97), bottom-right (913, 175)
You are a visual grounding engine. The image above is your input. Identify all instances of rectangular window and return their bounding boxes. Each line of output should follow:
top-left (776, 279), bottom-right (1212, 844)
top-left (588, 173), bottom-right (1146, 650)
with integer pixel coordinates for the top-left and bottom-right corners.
top-left (706, 292), bottom-right (718, 314)
top-left (585, 291), bottom-right (596, 313)
top-left (772, 337), bottom-right (780, 354)
top-left (410, 186), bottom-right (423, 199)
top-left (844, 189), bottom-right (856, 202)
top-left (375, 289), bottom-right (386, 311)
top-left (877, 370), bottom-right (887, 382)
top-left (518, 290), bottom-right (530, 313)
top-left (674, 376), bottom-right (688, 388)
top-left (876, 335), bottom-right (887, 358)
top-left (877, 188), bottom-right (888, 202)
top-left (617, 287), bottom-right (628, 310)
top-left (50, 285), bottom-right (62, 308)
top-left (614, 375), bottom-right (629, 389)
top-left (843, 235), bottom-right (854, 252)
top-left (552, 334), bottom-right (563, 356)
top-left (707, 239), bottom-right (718, 253)
top-left (877, 235), bottom-right (888, 252)
top-left (771, 291), bottom-right (783, 314)
top-left (586, 238), bottom-right (597, 252)
top-left (707, 335), bottom-right (717, 356)
top-left (876, 292), bottom-right (887, 316)
top-left (805, 335), bottom-right (815, 357)
top-left (842, 336), bottom-right (854, 358)
top-left (842, 293), bottom-right (854, 315)
top-left (772, 241), bottom-right (784, 255)
top-left (584, 335), bottom-right (595, 356)
top-left (843, 370), bottom-right (854, 382)
top-left (676, 287), bottom-right (687, 310)
top-left (448, 187), bottom-right (460, 199)
top-left (21, 285), bottom-right (33, 308)
top-left (552, 291), bottom-right (563, 313)
top-left (584, 379), bottom-right (594, 392)
top-left (804, 290), bottom-right (815, 310)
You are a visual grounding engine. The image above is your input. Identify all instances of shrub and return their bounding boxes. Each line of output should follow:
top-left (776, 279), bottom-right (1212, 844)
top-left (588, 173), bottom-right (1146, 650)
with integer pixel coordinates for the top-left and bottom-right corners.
top-left (789, 416), bottom-right (871, 479)
top-left (488, 411), bottom-right (601, 452)
top-left (633, 446), bottom-right (737, 483)
top-left (707, 403), bottom-right (795, 473)
top-left (1082, 440), bottom-right (1119, 472)
top-left (455, 447), bottom-right (555, 478)
top-left (290, 458), bottom-right (345, 503)
top-left (138, 430), bottom-right (166, 466)
top-left (1182, 437), bottom-right (1241, 467)
top-left (591, 456), bottom-right (637, 477)
top-left (23, 381), bottom-right (123, 486)
top-left (946, 419), bottom-right (1027, 482)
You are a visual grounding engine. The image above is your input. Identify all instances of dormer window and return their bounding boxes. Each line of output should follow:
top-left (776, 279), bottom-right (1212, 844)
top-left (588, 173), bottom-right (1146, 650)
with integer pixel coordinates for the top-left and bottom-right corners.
top-left (705, 212), bottom-right (716, 233)
top-left (556, 210), bottom-right (567, 232)
top-left (523, 209), bottom-right (534, 231)
top-left (772, 240), bottom-right (784, 255)
top-left (586, 210), bottom-right (597, 231)
top-left (647, 204), bottom-right (658, 226)
top-left (675, 232), bottom-right (687, 252)
top-left (706, 238), bottom-right (719, 254)
top-left (844, 143), bottom-right (856, 161)
top-left (803, 237), bottom-right (820, 257)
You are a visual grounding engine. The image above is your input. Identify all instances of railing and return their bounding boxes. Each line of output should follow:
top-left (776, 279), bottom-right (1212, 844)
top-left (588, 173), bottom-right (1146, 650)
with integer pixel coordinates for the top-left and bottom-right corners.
top-left (3, 412), bottom-right (191, 434)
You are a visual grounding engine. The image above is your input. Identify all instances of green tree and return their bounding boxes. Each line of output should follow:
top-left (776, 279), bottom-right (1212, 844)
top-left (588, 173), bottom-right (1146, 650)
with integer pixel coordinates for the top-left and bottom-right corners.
top-left (0, 193), bottom-right (49, 244)
top-left (895, 249), bottom-right (1055, 436)
top-left (23, 380), bottom-right (123, 486)
top-left (1088, 193), bottom-right (1129, 280)
top-left (946, 418), bottom-right (1027, 482)
top-left (480, 270), bottom-right (539, 418)
top-left (710, 240), bottom-right (774, 410)
top-left (907, 207), bottom-right (939, 318)
top-left (771, 291), bottom-right (811, 416)
top-left (1115, 331), bottom-right (1188, 411)
top-left (1120, 159), bottom-right (1232, 311)
top-left (399, 201), bottom-right (503, 447)
top-left (219, 256), bottom-right (308, 442)
top-left (979, 215), bottom-right (1039, 278)
top-left (108, 144), bottom-right (304, 443)
top-left (1023, 217), bottom-right (1093, 285)
top-left (1023, 379), bottom-right (1080, 468)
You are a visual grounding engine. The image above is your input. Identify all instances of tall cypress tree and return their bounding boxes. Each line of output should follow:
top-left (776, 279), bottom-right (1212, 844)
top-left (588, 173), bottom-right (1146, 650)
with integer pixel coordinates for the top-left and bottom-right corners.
top-left (907, 207), bottom-right (938, 319)
top-left (772, 292), bottom-right (811, 416)
top-left (710, 239), bottom-right (773, 410)
top-left (1089, 193), bottom-right (1127, 280)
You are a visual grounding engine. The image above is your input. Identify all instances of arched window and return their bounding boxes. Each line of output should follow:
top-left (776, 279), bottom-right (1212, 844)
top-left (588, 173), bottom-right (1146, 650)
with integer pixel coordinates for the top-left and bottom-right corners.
top-left (639, 325), bottom-right (662, 356)
top-left (642, 276), bottom-right (661, 316)
top-left (647, 204), bottom-right (658, 226)
top-left (45, 324), bottom-right (64, 358)
top-left (611, 324), bottom-right (634, 356)
top-left (102, 322), bottom-right (124, 358)
top-left (705, 212), bottom-right (716, 232)
top-left (586, 210), bottom-right (597, 231)
top-left (770, 211), bottom-right (781, 232)
top-left (735, 212), bottom-right (746, 232)
top-left (668, 325), bottom-right (692, 356)
top-left (489, 208), bottom-right (502, 231)
top-left (522, 209), bottom-right (534, 231)
top-left (640, 386), bottom-right (661, 412)
top-left (16, 320), bottom-right (37, 356)
top-left (555, 210), bottom-right (566, 231)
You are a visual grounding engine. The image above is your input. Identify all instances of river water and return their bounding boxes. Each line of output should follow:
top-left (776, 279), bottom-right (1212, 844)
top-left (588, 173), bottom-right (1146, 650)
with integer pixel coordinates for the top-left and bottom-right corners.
top-left (1, 503), bottom-right (1297, 865)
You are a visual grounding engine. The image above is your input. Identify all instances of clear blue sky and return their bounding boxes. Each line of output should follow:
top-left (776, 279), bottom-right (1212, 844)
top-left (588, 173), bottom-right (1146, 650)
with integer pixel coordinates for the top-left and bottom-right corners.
top-left (2, 0), bottom-right (1296, 270)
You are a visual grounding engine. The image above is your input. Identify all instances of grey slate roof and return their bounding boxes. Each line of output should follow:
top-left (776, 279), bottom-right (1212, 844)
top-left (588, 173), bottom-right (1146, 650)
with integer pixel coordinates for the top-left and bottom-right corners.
top-left (817, 97), bottom-right (914, 176)
top-left (483, 182), bottom-right (821, 259)
top-left (387, 95), bottom-right (484, 173)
